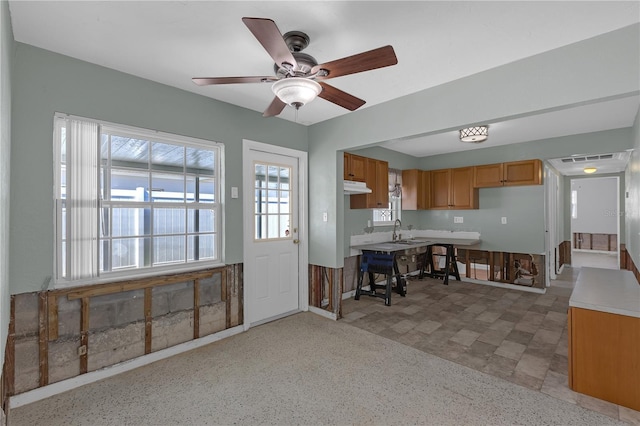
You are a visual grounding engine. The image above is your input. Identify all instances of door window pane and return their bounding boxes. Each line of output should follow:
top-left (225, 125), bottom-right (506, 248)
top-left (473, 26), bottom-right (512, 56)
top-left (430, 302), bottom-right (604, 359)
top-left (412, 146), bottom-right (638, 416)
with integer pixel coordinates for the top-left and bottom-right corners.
top-left (253, 161), bottom-right (293, 241)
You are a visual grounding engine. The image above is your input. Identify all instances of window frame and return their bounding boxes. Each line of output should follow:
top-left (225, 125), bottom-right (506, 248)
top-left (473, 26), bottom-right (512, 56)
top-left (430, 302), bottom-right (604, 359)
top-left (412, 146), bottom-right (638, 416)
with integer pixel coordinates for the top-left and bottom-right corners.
top-left (53, 113), bottom-right (225, 288)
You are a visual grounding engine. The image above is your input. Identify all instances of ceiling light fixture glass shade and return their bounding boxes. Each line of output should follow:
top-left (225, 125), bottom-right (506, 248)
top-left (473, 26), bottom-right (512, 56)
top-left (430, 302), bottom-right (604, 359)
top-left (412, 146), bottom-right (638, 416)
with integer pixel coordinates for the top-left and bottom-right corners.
top-left (272, 77), bottom-right (322, 110)
top-left (583, 167), bottom-right (597, 174)
top-left (459, 126), bottom-right (489, 143)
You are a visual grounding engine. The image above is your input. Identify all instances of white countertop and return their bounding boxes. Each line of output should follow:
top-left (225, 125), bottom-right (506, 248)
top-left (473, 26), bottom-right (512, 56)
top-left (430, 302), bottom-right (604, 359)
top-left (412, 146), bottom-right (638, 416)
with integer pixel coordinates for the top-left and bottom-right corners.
top-left (569, 267), bottom-right (640, 318)
top-left (349, 230), bottom-right (481, 257)
top-left (351, 237), bottom-right (480, 254)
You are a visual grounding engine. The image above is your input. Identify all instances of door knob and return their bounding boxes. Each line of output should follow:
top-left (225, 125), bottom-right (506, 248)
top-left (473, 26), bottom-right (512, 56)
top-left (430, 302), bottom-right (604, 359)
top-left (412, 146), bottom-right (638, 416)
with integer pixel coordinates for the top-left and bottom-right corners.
top-left (293, 239), bottom-right (300, 244)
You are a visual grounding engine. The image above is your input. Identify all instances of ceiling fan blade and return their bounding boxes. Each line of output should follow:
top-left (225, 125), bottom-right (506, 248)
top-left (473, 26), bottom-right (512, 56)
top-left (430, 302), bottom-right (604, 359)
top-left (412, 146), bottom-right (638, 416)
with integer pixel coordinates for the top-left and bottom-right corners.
top-left (263, 96), bottom-right (287, 117)
top-left (192, 76), bottom-right (277, 86)
top-left (242, 17), bottom-right (297, 70)
top-left (318, 82), bottom-right (366, 111)
top-left (312, 45), bottom-right (398, 80)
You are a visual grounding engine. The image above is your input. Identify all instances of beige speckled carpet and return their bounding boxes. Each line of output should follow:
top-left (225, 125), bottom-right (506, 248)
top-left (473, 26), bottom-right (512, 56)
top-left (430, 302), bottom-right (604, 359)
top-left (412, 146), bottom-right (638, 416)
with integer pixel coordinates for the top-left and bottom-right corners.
top-left (8, 312), bottom-right (623, 425)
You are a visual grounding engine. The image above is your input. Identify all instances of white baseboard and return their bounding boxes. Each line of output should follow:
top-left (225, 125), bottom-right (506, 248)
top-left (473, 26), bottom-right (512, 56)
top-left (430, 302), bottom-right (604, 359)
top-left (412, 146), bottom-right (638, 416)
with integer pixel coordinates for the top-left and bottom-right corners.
top-left (461, 277), bottom-right (546, 294)
top-left (9, 325), bottom-right (245, 409)
top-left (572, 249), bottom-right (618, 255)
top-left (308, 305), bottom-right (337, 320)
top-left (342, 289), bottom-right (356, 300)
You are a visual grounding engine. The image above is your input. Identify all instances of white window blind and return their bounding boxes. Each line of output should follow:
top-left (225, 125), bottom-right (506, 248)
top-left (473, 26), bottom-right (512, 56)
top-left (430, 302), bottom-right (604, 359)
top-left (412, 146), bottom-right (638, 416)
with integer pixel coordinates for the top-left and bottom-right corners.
top-left (67, 118), bottom-right (99, 280)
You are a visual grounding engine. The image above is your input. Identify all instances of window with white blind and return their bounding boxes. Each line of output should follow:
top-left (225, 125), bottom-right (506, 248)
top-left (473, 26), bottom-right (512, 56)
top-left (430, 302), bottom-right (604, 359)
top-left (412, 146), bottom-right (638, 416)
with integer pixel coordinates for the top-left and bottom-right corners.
top-left (54, 113), bottom-right (224, 286)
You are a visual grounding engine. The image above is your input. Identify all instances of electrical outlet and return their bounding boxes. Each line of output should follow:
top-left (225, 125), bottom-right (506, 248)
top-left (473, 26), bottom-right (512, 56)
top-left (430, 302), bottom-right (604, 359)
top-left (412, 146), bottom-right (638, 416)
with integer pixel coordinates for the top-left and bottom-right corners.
top-left (501, 217), bottom-right (507, 224)
top-left (454, 216), bottom-right (463, 224)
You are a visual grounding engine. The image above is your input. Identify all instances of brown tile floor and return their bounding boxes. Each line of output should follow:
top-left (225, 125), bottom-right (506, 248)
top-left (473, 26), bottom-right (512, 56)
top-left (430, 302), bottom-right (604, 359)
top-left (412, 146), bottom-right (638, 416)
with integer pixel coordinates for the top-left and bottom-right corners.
top-left (341, 266), bottom-right (640, 425)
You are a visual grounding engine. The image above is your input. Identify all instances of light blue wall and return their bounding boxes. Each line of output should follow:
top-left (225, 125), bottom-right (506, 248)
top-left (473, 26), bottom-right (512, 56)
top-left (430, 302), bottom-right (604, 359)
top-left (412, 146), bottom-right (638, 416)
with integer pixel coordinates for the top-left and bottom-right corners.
top-left (309, 24), bottom-right (640, 268)
top-left (625, 107), bottom-right (640, 268)
top-left (10, 43), bottom-right (308, 294)
top-left (0, 0), bottom-right (13, 374)
top-left (6, 22), bottom-right (640, 296)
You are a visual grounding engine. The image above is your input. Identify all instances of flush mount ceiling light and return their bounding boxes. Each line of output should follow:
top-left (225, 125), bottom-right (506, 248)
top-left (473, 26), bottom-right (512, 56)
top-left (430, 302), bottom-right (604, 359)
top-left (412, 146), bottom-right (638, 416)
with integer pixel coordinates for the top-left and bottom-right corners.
top-left (271, 77), bottom-right (322, 110)
top-left (459, 126), bottom-right (489, 143)
top-left (583, 167), bottom-right (597, 174)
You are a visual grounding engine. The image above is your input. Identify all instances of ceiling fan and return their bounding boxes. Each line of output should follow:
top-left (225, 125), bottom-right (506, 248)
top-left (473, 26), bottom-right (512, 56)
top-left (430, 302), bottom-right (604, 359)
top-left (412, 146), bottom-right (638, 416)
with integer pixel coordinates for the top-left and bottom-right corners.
top-left (193, 17), bottom-right (398, 117)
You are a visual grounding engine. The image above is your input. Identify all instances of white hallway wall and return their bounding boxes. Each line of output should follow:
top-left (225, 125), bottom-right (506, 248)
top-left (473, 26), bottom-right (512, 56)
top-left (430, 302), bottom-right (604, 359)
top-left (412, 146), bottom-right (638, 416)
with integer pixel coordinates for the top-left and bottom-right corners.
top-left (571, 177), bottom-right (618, 234)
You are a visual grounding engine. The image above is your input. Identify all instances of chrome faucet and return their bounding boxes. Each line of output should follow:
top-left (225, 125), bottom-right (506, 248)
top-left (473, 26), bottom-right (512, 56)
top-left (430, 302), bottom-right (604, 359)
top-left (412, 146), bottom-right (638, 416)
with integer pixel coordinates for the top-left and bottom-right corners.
top-left (392, 219), bottom-right (402, 241)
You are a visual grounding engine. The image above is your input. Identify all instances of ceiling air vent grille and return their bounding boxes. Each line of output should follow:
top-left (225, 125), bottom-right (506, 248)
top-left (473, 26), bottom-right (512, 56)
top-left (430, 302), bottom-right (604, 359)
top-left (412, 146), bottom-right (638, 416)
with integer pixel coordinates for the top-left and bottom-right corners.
top-left (559, 153), bottom-right (620, 163)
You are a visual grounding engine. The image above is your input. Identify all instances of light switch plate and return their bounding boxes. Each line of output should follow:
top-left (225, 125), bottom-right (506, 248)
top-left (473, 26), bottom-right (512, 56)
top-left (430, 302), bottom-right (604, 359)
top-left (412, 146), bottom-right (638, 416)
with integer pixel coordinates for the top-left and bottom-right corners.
top-left (231, 187), bottom-right (239, 199)
top-left (501, 217), bottom-right (507, 224)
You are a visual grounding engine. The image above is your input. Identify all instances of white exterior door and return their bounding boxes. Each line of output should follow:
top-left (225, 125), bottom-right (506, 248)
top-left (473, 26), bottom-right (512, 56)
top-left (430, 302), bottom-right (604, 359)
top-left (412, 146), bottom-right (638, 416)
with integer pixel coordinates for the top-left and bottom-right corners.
top-left (243, 141), bottom-right (307, 327)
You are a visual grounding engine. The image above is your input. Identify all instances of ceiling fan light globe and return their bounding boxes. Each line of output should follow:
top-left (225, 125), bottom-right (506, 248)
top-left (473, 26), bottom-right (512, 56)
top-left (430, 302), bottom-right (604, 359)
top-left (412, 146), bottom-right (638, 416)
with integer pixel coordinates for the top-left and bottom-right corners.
top-left (272, 77), bottom-right (322, 108)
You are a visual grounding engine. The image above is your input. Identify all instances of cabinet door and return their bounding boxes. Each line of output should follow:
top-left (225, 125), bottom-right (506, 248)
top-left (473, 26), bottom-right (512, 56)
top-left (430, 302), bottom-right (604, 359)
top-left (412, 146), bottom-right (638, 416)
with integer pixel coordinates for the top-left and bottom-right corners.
top-left (344, 153), bottom-right (366, 182)
top-left (401, 169), bottom-right (430, 210)
top-left (374, 159), bottom-right (389, 208)
top-left (474, 163), bottom-right (504, 188)
top-left (401, 169), bottom-right (420, 210)
top-left (420, 170), bottom-right (431, 209)
top-left (350, 158), bottom-right (388, 209)
top-left (503, 159), bottom-right (542, 186)
top-left (430, 169), bottom-right (451, 209)
top-left (450, 167), bottom-right (478, 209)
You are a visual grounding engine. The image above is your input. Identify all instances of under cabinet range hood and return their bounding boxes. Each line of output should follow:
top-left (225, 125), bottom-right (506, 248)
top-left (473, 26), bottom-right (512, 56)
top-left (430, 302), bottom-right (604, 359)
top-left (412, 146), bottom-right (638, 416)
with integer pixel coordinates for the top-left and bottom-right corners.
top-left (343, 180), bottom-right (372, 194)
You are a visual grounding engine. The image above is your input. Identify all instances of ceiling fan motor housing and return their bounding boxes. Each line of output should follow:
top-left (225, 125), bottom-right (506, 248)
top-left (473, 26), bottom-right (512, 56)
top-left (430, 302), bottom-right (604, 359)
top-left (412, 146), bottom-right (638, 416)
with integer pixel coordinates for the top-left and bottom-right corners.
top-left (274, 31), bottom-right (319, 78)
top-left (283, 31), bottom-right (310, 52)
top-left (274, 52), bottom-right (318, 78)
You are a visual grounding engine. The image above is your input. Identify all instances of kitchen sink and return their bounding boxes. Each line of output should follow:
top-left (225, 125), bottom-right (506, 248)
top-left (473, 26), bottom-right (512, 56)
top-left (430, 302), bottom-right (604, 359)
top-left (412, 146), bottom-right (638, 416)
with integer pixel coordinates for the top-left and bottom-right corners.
top-left (389, 239), bottom-right (425, 245)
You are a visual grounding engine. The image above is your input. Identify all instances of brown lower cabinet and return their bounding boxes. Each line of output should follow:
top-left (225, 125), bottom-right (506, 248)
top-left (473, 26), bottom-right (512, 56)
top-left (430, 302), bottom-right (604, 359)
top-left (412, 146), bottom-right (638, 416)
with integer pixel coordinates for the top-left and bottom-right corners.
top-left (568, 307), bottom-right (640, 411)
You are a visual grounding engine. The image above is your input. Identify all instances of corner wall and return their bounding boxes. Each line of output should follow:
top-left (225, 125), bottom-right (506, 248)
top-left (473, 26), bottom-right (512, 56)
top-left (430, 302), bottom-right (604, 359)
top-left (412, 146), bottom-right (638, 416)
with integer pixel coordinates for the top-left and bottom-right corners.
top-left (1, 0), bottom-right (14, 408)
top-left (625, 106), bottom-right (640, 272)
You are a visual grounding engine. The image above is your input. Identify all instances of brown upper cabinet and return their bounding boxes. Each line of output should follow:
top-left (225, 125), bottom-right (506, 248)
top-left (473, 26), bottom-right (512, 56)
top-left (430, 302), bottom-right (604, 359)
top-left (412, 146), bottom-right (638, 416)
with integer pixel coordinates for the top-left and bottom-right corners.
top-left (474, 159), bottom-right (542, 188)
top-left (430, 167), bottom-right (479, 210)
top-left (350, 157), bottom-right (389, 209)
top-left (401, 169), bottom-right (431, 210)
top-left (343, 152), bottom-right (366, 182)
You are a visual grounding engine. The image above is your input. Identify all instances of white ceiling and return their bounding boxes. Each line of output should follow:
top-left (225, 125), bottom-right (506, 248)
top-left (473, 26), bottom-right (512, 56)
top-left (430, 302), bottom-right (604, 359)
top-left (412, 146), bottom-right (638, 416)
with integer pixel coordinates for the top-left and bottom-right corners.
top-left (8, 1), bottom-right (640, 174)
